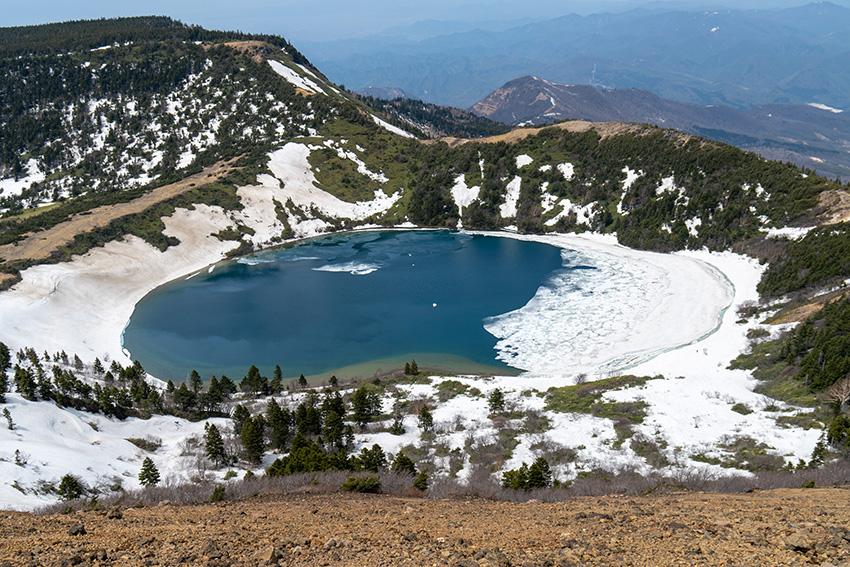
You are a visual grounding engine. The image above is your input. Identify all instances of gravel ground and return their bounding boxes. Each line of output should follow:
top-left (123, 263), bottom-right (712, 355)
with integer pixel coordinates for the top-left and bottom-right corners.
top-left (2, 487), bottom-right (849, 566)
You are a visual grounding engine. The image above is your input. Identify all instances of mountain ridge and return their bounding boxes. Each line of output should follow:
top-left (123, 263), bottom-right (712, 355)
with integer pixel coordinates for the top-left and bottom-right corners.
top-left (470, 75), bottom-right (850, 180)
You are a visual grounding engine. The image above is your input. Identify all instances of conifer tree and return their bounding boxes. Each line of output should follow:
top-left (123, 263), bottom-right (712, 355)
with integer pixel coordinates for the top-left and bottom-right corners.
top-left (57, 474), bottom-right (85, 500)
top-left (93, 357), bottom-right (104, 375)
top-left (139, 457), bottom-right (161, 486)
top-left (298, 374), bottom-right (308, 388)
top-left (270, 364), bottom-right (283, 394)
top-left (189, 369), bottom-right (203, 393)
top-left (322, 409), bottom-right (345, 451)
top-left (240, 416), bottom-right (265, 464)
top-left (488, 388), bottom-right (506, 415)
top-left (3, 408), bottom-right (14, 430)
top-left (231, 404), bottom-right (250, 433)
top-left (14, 366), bottom-right (37, 400)
top-left (172, 382), bottom-right (196, 412)
top-left (418, 405), bottom-right (433, 431)
top-left (413, 471), bottom-right (429, 491)
top-left (410, 359), bottom-right (419, 375)
top-left (218, 375), bottom-right (237, 397)
top-left (351, 385), bottom-right (380, 429)
top-left (357, 444), bottom-right (387, 472)
top-left (266, 399), bottom-right (292, 450)
top-left (0, 341), bottom-right (10, 373)
top-left (526, 457), bottom-right (552, 489)
top-left (329, 375), bottom-right (338, 387)
top-left (391, 452), bottom-right (417, 477)
top-left (204, 423), bottom-right (226, 467)
top-left (0, 368), bottom-right (7, 404)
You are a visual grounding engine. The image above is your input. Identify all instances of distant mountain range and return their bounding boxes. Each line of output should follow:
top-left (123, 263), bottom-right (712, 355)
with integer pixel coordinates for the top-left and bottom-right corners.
top-left (301, 2), bottom-right (850, 111)
top-left (355, 86), bottom-right (417, 100)
top-left (470, 76), bottom-right (850, 180)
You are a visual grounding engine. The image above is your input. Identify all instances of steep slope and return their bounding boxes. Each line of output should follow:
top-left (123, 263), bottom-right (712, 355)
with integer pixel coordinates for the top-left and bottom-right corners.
top-left (471, 76), bottom-right (850, 180)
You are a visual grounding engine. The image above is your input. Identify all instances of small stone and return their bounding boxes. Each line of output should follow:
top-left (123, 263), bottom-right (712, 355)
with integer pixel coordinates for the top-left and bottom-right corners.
top-left (255, 546), bottom-right (279, 563)
top-left (68, 524), bottom-right (86, 536)
top-left (106, 508), bottom-right (123, 520)
top-left (786, 532), bottom-right (814, 552)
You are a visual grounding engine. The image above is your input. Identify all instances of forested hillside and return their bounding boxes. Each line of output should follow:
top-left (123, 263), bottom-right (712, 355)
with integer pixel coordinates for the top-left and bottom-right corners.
top-left (0, 16), bottom-right (847, 295)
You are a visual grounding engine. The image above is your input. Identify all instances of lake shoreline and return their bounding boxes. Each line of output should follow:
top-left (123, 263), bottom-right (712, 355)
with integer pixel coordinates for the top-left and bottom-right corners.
top-left (0, 222), bottom-right (754, 386)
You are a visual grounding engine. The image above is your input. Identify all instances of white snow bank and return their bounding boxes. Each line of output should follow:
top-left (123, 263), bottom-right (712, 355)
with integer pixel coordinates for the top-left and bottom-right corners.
top-left (0, 392), bottom-right (230, 511)
top-left (450, 174), bottom-right (480, 218)
top-left (499, 176), bottom-right (522, 218)
top-left (764, 226), bottom-right (814, 240)
top-left (516, 154), bottom-right (533, 168)
top-left (263, 143), bottom-right (401, 222)
top-left (0, 159), bottom-right (46, 198)
top-left (808, 102), bottom-right (843, 114)
top-left (268, 60), bottom-right (322, 94)
top-left (557, 163), bottom-right (575, 181)
top-left (371, 115), bottom-right (415, 139)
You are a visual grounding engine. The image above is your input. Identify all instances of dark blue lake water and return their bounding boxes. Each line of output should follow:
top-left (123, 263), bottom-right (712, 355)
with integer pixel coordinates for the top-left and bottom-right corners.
top-left (122, 230), bottom-right (565, 382)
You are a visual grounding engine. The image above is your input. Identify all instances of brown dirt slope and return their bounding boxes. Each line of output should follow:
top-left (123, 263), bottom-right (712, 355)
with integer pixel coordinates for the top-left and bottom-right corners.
top-left (2, 488), bottom-right (849, 566)
top-left (437, 120), bottom-right (693, 149)
top-left (0, 158), bottom-right (240, 266)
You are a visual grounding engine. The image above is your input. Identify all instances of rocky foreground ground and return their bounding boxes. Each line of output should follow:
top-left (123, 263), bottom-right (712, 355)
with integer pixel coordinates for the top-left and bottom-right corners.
top-left (1, 488), bottom-right (849, 567)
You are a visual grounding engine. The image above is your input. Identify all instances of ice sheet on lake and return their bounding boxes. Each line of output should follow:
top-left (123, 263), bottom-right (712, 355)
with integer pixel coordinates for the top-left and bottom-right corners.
top-left (312, 262), bottom-right (382, 275)
top-left (484, 241), bottom-right (733, 379)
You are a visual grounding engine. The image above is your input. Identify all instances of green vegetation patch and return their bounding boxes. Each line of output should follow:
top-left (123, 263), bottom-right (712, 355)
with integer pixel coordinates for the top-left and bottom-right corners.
top-left (544, 375), bottom-right (657, 424)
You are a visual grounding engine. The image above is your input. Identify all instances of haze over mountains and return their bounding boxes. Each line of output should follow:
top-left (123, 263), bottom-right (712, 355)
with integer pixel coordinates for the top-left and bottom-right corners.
top-left (470, 76), bottom-right (850, 179)
top-left (303, 2), bottom-right (850, 111)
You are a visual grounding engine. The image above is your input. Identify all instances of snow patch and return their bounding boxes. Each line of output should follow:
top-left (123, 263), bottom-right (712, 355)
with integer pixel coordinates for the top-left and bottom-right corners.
top-left (268, 60), bottom-right (322, 94)
top-left (499, 176), bottom-right (522, 218)
top-left (516, 154), bottom-right (533, 168)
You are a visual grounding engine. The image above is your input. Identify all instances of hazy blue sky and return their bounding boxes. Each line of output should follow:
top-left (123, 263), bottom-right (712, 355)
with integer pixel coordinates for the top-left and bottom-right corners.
top-left (3, 0), bottom-right (849, 42)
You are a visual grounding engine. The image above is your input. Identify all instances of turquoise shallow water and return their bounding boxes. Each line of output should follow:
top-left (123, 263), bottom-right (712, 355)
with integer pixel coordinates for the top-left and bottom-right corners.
top-left (122, 230), bottom-right (566, 381)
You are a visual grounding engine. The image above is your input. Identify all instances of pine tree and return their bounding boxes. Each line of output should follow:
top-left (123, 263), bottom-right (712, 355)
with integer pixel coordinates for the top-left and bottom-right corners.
top-left (57, 474), bottom-right (85, 500)
top-left (357, 444), bottom-right (387, 472)
top-left (413, 471), bottom-right (429, 491)
top-left (526, 457), bottom-right (552, 489)
top-left (0, 341), bottom-right (10, 373)
top-left (298, 374), bottom-right (308, 388)
top-left (418, 405), bottom-right (433, 431)
top-left (232, 404), bottom-right (250, 434)
top-left (329, 375), bottom-right (338, 387)
top-left (139, 457), bottom-right (161, 486)
top-left (488, 388), bottom-right (506, 415)
top-left (351, 385), bottom-right (380, 429)
top-left (3, 408), bottom-right (14, 430)
top-left (391, 452), bottom-right (417, 477)
top-left (410, 359), bottom-right (419, 375)
top-left (266, 399), bottom-right (292, 450)
top-left (322, 409), bottom-right (345, 451)
top-left (172, 382), bottom-right (196, 412)
top-left (240, 416), bottom-right (265, 464)
top-left (14, 366), bottom-right (37, 400)
top-left (269, 364), bottom-right (283, 394)
top-left (0, 368), bottom-right (7, 404)
top-left (189, 369), bottom-right (203, 393)
top-left (204, 423), bottom-right (226, 467)
top-left (93, 358), bottom-right (104, 374)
